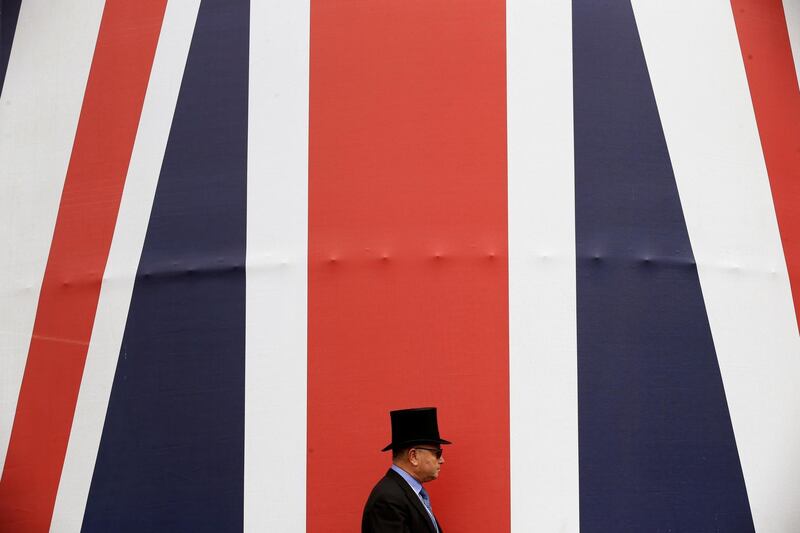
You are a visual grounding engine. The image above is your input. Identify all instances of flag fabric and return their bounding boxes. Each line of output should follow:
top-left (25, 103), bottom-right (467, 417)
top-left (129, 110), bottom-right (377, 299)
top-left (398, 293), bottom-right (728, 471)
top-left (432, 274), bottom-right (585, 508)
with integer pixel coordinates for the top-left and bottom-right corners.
top-left (1, 1), bottom-right (799, 532)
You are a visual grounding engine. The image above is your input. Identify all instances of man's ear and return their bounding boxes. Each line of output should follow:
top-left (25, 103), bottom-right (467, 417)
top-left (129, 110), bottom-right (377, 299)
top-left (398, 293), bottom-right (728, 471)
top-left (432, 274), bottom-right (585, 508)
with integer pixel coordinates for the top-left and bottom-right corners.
top-left (408, 448), bottom-right (419, 466)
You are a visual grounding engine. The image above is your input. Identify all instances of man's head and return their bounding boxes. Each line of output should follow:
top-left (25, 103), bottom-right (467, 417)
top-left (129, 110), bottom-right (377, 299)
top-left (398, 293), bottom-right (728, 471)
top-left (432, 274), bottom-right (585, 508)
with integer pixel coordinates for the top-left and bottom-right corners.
top-left (392, 444), bottom-right (444, 483)
top-left (381, 407), bottom-right (450, 482)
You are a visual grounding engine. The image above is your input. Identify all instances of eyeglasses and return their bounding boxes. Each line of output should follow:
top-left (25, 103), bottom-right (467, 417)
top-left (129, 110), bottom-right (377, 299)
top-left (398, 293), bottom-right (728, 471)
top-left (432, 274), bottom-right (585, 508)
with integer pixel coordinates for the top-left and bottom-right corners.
top-left (413, 447), bottom-right (443, 459)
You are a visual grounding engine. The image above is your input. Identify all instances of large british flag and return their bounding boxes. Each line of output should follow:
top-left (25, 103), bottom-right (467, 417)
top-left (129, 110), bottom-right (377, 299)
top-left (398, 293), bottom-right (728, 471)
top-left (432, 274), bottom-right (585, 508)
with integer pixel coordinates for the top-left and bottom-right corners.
top-left (1, 0), bottom-right (799, 531)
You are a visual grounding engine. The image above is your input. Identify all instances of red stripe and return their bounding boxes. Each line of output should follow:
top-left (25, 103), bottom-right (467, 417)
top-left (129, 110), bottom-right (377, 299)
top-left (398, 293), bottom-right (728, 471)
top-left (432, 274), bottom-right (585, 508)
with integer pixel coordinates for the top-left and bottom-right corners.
top-left (731, 0), bottom-right (800, 330)
top-left (308, 1), bottom-right (509, 531)
top-left (0, 2), bottom-right (166, 530)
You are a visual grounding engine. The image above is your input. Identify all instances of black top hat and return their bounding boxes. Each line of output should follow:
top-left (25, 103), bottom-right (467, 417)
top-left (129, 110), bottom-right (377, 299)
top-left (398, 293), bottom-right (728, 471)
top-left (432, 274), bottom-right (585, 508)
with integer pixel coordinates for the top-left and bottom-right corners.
top-left (381, 407), bottom-right (452, 452)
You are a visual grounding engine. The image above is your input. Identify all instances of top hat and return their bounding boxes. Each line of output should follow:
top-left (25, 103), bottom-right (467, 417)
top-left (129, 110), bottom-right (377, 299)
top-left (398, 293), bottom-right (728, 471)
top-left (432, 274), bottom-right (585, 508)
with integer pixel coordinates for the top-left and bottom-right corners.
top-left (381, 407), bottom-right (452, 452)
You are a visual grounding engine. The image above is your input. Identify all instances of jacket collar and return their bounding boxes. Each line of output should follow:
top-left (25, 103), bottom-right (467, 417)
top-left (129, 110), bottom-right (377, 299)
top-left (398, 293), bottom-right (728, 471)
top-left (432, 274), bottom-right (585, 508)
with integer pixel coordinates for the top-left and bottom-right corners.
top-left (386, 468), bottom-right (438, 533)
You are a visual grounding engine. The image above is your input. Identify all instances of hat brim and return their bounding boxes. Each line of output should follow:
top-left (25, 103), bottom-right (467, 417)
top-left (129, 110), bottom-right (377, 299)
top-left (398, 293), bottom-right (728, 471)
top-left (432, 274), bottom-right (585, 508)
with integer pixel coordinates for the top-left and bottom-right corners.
top-left (381, 438), bottom-right (452, 452)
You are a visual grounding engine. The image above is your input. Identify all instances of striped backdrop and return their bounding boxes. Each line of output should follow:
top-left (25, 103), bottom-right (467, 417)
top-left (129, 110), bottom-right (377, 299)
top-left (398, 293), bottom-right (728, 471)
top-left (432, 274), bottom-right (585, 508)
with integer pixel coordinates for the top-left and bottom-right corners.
top-left (1, 1), bottom-right (799, 531)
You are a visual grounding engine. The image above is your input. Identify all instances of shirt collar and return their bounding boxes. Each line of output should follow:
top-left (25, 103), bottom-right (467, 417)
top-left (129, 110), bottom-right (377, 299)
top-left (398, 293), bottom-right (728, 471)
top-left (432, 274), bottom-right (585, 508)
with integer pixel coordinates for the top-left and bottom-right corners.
top-left (391, 464), bottom-right (422, 495)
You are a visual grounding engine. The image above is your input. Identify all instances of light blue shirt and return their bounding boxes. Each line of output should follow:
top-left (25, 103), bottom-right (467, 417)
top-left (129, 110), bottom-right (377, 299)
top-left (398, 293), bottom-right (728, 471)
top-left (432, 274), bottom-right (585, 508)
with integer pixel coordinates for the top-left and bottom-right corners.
top-left (391, 464), bottom-right (439, 532)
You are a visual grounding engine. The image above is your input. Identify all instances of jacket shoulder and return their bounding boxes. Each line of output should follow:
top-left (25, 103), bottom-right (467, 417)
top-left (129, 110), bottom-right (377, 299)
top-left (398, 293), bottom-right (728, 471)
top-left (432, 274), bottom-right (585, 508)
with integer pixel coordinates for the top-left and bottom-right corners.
top-left (362, 471), bottom-right (414, 532)
top-left (368, 471), bottom-right (409, 501)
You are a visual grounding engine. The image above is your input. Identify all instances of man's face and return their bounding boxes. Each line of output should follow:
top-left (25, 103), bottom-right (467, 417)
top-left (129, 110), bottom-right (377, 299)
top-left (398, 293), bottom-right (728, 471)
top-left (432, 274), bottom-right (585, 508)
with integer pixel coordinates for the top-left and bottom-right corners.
top-left (410, 445), bottom-right (444, 483)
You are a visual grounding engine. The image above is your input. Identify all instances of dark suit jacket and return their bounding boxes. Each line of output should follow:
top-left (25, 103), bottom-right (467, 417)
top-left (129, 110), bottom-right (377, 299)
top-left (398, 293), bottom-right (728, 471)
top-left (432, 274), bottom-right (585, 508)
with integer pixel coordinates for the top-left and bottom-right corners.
top-left (362, 468), bottom-right (442, 533)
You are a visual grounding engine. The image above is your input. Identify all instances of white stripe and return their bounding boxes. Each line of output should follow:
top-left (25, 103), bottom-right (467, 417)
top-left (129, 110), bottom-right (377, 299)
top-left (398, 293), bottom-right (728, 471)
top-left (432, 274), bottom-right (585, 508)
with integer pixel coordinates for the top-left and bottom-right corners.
top-left (784, 0), bottom-right (800, 88)
top-left (49, 2), bottom-right (200, 530)
top-left (246, 2), bottom-right (309, 531)
top-left (507, 2), bottom-right (578, 531)
top-left (632, 3), bottom-right (800, 532)
top-left (0, 0), bottom-right (106, 475)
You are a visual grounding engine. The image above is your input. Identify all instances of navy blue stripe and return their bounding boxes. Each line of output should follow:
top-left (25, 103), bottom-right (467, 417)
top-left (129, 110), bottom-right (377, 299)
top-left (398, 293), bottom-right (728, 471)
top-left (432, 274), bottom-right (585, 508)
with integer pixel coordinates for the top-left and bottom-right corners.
top-left (0, 0), bottom-right (22, 93)
top-left (573, 2), bottom-right (754, 531)
top-left (82, 1), bottom-right (248, 531)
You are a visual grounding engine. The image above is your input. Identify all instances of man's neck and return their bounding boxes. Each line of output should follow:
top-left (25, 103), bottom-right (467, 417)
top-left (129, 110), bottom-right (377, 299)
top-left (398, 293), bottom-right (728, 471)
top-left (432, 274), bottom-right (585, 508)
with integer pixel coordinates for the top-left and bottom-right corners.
top-left (392, 462), bottom-right (423, 485)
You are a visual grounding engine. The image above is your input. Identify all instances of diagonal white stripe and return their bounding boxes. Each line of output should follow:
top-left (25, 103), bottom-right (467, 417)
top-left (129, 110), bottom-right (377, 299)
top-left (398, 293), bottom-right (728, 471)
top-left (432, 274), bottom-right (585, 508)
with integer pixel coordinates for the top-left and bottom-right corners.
top-left (0, 0), bottom-right (106, 476)
top-left (633, 3), bottom-right (800, 532)
top-left (246, 1), bottom-right (310, 531)
top-left (49, 2), bottom-right (200, 530)
top-left (507, 1), bottom-right (579, 531)
top-left (784, 0), bottom-right (800, 89)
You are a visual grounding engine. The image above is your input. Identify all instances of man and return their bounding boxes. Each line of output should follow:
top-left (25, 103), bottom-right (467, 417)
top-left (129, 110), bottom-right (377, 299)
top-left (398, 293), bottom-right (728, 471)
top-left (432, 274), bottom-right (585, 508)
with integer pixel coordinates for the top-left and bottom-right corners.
top-left (362, 407), bottom-right (451, 533)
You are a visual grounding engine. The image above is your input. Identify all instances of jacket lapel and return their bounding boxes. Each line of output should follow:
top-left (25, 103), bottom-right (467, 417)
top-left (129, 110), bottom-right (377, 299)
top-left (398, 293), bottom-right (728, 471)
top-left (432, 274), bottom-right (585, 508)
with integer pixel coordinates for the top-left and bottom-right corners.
top-left (386, 469), bottom-right (438, 533)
